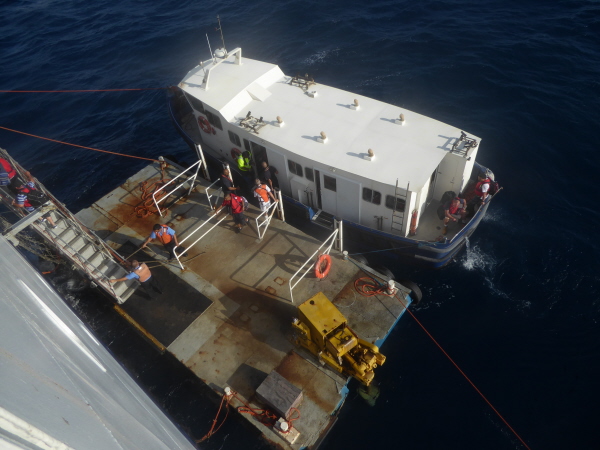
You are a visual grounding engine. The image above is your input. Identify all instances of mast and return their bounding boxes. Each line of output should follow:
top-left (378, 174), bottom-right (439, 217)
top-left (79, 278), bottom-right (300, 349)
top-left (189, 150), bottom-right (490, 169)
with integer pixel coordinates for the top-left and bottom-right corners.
top-left (216, 15), bottom-right (226, 52)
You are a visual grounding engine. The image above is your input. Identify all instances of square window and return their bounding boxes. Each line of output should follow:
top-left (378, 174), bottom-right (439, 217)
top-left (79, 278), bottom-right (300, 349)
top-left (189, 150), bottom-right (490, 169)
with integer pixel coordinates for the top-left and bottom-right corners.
top-left (305, 167), bottom-right (314, 182)
top-left (385, 195), bottom-right (406, 211)
top-left (184, 93), bottom-right (204, 113)
top-left (324, 175), bottom-right (336, 191)
top-left (363, 188), bottom-right (382, 205)
top-left (228, 131), bottom-right (241, 147)
top-left (243, 139), bottom-right (251, 152)
top-left (287, 160), bottom-right (303, 177)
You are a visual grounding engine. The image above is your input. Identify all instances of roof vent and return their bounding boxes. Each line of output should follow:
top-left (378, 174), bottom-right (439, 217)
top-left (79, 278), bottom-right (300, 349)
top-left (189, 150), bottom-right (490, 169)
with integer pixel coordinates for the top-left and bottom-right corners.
top-left (396, 113), bottom-right (405, 125)
top-left (307, 90), bottom-right (318, 98)
top-left (364, 149), bottom-right (374, 161)
top-left (276, 116), bottom-right (284, 127)
top-left (351, 99), bottom-right (360, 110)
top-left (318, 131), bottom-right (328, 143)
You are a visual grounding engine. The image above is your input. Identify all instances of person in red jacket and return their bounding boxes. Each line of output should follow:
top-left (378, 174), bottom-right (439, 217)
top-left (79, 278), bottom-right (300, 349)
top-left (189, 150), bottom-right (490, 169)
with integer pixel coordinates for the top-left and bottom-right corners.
top-left (214, 193), bottom-right (249, 231)
top-left (474, 173), bottom-right (491, 203)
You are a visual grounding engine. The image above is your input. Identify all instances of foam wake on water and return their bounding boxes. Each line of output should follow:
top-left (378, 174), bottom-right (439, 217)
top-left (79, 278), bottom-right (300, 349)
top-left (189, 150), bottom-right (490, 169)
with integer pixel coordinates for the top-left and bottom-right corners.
top-left (461, 237), bottom-right (513, 302)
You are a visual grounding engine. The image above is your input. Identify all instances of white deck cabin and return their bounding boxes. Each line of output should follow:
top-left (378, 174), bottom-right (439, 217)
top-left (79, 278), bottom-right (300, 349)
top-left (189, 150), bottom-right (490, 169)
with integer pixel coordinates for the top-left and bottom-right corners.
top-left (179, 48), bottom-right (480, 236)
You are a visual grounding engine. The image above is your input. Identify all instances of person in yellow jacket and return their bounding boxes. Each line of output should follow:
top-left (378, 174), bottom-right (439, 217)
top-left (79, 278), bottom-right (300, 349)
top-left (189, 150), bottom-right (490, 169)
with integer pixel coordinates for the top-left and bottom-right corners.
top-left (110, 259), bottom-right (162, 300)
top-left (237, 151), bottom-right (252, 172)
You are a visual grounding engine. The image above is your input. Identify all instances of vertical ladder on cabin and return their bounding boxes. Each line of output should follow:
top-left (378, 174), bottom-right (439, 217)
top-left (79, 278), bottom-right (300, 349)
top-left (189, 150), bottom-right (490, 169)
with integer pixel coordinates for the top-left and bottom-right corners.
top-left (390, 180), bottom-right (409, 234)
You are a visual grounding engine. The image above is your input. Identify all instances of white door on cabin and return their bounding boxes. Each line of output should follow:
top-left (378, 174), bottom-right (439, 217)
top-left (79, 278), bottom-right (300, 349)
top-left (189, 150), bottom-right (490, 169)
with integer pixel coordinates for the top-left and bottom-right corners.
top-left (320, 173), bottom-right (360, 223)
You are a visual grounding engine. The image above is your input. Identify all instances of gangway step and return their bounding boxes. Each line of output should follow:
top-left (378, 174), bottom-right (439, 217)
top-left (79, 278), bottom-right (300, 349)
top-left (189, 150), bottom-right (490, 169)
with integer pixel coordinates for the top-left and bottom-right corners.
top-left (312, 210), bottom-right (335, 229)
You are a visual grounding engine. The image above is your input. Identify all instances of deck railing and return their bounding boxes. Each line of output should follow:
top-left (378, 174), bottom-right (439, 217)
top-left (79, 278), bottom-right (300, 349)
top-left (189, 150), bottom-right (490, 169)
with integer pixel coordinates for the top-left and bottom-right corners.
top-left (204, 179), bottom-right (223, 210)
top-left (172, 212), bottom-right (228, 270)
top-left (288, 228), bottom-right (339, 304)
top-left (152, 159), bottom-right (203, 217)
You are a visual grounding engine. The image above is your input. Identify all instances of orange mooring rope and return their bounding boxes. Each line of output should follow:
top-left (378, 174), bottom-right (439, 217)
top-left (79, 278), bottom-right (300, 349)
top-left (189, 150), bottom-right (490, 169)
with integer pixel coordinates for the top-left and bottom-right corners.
top-left (0, 88), bottom-right (166, 93)
top-left (0, 126), bottom-right (158, 162)
top-left (354, 277), bottom-right (530, 449)
top-left (399, 295), bottom-right (531, 449)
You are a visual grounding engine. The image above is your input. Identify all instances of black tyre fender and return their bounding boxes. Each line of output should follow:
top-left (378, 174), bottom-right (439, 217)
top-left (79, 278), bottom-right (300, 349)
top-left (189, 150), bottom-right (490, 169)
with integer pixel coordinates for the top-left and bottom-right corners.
top-left (372, 265), bottom-right (395, 281)
top-left (351, 254), bottom-right (369, 265)
top-left (399, 280), bottom-right (423, 305)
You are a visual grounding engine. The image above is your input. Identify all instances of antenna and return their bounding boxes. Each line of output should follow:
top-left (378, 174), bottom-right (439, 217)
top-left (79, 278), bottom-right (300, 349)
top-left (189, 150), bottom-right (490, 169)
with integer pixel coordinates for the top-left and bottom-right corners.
top-left (206, 33), bottom-right (215, 64)
top-left (216, 15), bottom-right (226, 52)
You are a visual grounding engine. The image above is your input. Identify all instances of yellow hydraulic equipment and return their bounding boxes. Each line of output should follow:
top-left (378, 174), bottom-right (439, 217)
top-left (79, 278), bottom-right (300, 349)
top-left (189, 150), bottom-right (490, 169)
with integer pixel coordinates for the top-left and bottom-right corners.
top-left (291, 292), bottom-right (386, 386)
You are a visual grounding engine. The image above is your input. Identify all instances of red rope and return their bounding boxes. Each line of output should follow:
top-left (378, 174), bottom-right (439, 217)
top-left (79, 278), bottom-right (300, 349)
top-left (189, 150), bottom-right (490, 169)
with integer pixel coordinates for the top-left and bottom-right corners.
top-left (0, 88), bottom-right (166, 93)
top-left (197, 391), bottom-right (232, 443)
top-left (0, 126), bottom-right (158, 162)
top-left (396, 294), bottom-right (531, 449)
top-left (354, 277), bottom-right (530, 449)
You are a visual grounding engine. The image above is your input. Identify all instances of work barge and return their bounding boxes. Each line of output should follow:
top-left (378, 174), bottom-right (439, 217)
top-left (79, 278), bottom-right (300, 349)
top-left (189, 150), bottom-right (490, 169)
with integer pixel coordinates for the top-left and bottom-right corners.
top-left (0, 149), bottom-right (414, 449)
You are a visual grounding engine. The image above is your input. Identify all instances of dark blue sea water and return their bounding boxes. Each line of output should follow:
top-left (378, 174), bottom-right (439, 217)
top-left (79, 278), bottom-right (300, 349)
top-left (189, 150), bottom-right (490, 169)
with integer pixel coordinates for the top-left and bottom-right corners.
top-left (3, 1), bottom-right (600, 449)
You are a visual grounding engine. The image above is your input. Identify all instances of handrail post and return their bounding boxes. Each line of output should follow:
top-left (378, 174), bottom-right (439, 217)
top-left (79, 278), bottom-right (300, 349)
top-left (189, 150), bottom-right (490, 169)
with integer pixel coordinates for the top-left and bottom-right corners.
top-left (195, 144), bottom-right (210, 181)
top-left (287, 228), bottom-right (339, 303)
top-left (277, 190), bottom-right (285, 222)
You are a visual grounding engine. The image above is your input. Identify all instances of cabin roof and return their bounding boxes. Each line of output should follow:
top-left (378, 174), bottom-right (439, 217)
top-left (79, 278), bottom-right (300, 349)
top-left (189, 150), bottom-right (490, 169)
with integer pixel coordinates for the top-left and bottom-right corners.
top-left (181, 52), bottom-right (479, 190)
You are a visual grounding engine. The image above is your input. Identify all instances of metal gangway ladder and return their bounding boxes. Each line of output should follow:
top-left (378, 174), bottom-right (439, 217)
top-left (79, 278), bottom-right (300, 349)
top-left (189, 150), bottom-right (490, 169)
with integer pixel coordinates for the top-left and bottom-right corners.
top-left (0, 149), bottom-right (136, 304)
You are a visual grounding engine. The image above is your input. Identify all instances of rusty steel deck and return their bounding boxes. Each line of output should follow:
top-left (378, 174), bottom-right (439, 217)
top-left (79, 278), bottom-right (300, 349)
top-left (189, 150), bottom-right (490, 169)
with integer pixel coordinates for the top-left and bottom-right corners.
top-left (76, 160), bottom-right (410, 449)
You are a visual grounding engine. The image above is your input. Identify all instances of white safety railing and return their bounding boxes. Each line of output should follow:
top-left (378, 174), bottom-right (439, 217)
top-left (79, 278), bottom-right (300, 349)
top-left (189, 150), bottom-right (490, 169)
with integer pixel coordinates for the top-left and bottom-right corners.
top-left (276, 189), bottom-right (285, 222)
top-left (333, 218), bottom-right (344, 251)
top-left (172, 212), bottom-right (228, 270)
top-left (194, 144), bottom-right (210, 180)
top-left (152, 160), bottom-right (203, 217)
top-left (254, 201), bottom-right (279, 241)
top-left (288, 228), bottom-right (339, 304)
top-left (205, 179), bottom-right (223, 210)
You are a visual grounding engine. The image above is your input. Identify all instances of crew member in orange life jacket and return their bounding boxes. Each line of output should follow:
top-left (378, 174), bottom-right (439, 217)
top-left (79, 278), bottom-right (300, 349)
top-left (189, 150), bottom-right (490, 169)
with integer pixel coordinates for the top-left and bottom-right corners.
top-left (110, 259), bottom-right (162, 299)
top-left (141, 224), bottom-right (187, 260)
top-left (253, 178), bottom-right (278, 212)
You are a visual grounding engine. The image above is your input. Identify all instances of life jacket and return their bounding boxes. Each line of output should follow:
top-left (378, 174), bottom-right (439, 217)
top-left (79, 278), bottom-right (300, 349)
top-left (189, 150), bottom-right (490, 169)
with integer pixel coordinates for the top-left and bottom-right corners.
top-left (474, 178), bottom-right (490, 197)
top-left (254, 184), bottom-right (269, 203)
top-left (237, 154), bottom-right (251, 171)
top-left (0, 158), bottom-right (16, 185)
top-left (230, 194), bottom-right (245, 214)
top-left (448, 199), bottom-right (465, 215)
top-left (133, 263), bottom-right (151, 282)
top-left (16, 187), bottom-right (34, 210)
top-left (156, 225), bottom-right (173, 244)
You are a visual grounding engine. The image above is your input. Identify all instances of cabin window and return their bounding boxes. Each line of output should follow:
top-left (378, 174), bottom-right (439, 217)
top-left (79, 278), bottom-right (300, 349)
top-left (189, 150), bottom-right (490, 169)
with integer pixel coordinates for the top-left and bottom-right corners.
top-left (288, 160), bottom-right (303, 177)
top-left (362, 188), bottom-right (381, 205)
top-left (205, 111), bottom-right (222, 130)
top-left (242, 139), bottom-right (266, 155)
top-left (184, 93), bottom-right (205, 113)
top-left (385, 195), bottom-right (406, 212)
top-left (228, 131), bottom-right (241, 147)
top-left (305, 167), bottom-right (314, 182)
top-left (324, 175), bottom-right (336, 192)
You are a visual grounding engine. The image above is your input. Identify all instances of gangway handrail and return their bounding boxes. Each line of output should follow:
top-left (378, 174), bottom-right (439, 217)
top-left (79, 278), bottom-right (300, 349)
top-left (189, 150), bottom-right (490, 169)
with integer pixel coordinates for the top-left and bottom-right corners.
top-left (254, 201), bottom-right (278, 240)
top-left (0, 148), bottom-right (124, 300)
top-left (288, 228), bottom-right (339, 304)
top-left (205, 179), bottom-right (223, 210)
top-left (152, 159), bottom-right (203, 217)
top-left (172, 212), bottom-right (228, 270)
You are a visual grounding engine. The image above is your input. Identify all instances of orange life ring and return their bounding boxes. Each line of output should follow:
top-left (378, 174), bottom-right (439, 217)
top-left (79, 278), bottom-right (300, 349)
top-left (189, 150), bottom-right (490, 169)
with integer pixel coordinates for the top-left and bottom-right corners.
top-left (314, 254), bottom-right (332, 279)
top-left (231, 147), bottom-right (242, 160)
top-left (198, 116), bottom-right (211, 133)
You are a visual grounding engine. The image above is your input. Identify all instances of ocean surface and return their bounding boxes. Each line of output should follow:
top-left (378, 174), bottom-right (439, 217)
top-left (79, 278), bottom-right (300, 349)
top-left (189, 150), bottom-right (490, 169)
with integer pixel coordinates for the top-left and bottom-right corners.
top-left (2, 0), bottom-right (600, 449)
